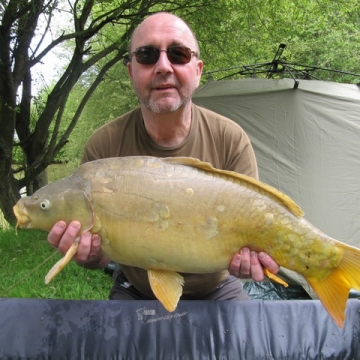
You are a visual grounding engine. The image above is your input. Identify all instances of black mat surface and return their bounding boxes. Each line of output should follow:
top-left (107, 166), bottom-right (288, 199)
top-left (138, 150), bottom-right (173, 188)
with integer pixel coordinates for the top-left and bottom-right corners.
top-left (0, 298), bottom-right (359, 359)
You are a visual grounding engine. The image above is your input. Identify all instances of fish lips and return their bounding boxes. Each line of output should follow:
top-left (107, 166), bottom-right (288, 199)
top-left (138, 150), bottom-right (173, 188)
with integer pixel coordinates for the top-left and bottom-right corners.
top-left (13, 203), bottom-right (32, 230)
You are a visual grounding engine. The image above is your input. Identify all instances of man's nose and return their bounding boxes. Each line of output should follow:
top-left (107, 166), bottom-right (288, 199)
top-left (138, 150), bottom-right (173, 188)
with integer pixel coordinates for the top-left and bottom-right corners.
top-left (154, 51), bottom-right (173, 73)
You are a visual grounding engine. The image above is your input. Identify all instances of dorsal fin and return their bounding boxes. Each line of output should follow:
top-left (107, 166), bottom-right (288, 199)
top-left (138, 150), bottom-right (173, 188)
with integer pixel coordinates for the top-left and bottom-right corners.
top-left (163, 157), bottom-right (304, 217)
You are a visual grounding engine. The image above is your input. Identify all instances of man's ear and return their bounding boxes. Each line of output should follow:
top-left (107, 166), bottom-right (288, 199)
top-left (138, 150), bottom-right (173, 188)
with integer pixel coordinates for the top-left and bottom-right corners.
top-left (196, 60), bottom-right (204, 85)
top-left (127, 62), bottom-right (133, 80)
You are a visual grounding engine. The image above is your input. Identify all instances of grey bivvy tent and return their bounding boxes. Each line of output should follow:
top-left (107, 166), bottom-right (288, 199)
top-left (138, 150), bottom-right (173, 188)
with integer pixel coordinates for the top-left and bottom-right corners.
top-left (194, 78), bottom-right (360, 297)
top-left (1, 78), bottom-right (360, 359)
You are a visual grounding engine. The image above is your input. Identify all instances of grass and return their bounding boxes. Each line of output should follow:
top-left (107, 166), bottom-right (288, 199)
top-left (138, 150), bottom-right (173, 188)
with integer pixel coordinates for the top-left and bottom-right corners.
top-left (1, 163), bottom-right (113, 300)
top-left (0, 227), bottom-right (112, 300)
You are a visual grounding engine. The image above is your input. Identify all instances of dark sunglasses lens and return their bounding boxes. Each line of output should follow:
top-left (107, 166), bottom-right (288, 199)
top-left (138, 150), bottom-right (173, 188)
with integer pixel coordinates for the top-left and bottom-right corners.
top-left (168, 47), bottom-right (192, 64)
top-left (133, 46), bottom-right (193, 65)
top-left (135, 47), bottom-right (160, 65)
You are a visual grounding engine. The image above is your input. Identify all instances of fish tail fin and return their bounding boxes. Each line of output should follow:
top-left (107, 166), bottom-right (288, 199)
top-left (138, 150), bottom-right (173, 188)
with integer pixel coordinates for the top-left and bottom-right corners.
top-left (306, 242), bottom-right (360, 328)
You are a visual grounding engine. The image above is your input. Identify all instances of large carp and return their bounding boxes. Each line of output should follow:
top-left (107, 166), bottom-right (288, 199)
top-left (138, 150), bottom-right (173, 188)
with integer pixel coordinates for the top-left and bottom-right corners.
top-left (13, 156), bottom-right (360, 327)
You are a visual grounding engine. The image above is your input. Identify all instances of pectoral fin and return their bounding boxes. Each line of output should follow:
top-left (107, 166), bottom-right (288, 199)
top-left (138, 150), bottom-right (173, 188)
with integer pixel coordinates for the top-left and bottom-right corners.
top-left (264, 268), bottom-right (289, 287)
top-left (45, 238), bottom-right (80, 284)
top-left (148, 269), bottom-right (184, 312)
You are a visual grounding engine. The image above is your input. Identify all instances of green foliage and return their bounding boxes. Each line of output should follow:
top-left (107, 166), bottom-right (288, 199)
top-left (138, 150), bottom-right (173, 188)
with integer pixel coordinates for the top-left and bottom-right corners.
top-left (61, 64), bottom-right (139, 163)
top-left (0, 228), bottom-right (112, 299)
top-left (58, 0), bottom-right (360, 164)
top-left (196, 0), bottom-right (360, 83)
top-left (3, 0), bottom-right (360, 224)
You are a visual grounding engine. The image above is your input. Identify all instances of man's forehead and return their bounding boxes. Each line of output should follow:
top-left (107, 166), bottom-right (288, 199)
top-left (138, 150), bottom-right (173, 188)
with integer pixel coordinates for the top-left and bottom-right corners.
top-left (131, 15), bottom-right (195, 48)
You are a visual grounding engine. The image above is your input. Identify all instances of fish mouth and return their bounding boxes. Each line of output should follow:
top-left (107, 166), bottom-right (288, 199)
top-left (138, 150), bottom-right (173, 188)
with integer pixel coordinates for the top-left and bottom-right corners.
top-left (13, 203), bottom-right (32, 232)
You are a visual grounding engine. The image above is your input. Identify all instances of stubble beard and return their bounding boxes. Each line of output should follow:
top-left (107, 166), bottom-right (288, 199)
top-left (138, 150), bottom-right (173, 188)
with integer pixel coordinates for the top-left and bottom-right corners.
top-left (134, 80), bottom-right (198, 114)
top-left (145, 96), bottom-right (187, 114)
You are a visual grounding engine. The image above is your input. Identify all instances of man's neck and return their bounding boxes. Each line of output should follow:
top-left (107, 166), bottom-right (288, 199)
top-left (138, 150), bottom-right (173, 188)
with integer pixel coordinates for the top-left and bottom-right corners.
top-left (141, 103), bottom-right (192, 147)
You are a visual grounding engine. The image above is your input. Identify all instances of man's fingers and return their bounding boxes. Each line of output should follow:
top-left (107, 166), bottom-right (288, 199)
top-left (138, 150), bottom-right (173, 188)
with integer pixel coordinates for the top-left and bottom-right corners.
top-left (73, 231), bottom-right (92, 262)
top-left (228, 247), bottom-right (251, 278)
top-left (47, 220), bottom-right (103, 266)
top-left (258, 252), bottom-right (280, 274)
top-left (228, 253), bottom-right (241, 277)
top-left (89, 234), bottom-right (102, 255)
top-left (249, 251), bottom-right (265, 282)
top-left (229, 248), bottom-right (280, 282)
top-left (57, 221), bottom-right (81, 255)
top-left (47, 221), bottom-right (67, 248)
top-left (239, 247), bottom-right (251, 277)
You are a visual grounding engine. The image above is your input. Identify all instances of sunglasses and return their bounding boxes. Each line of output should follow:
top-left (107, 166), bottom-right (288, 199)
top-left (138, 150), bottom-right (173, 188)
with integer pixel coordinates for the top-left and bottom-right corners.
top-left (130, 46), bottom-right (197, 65)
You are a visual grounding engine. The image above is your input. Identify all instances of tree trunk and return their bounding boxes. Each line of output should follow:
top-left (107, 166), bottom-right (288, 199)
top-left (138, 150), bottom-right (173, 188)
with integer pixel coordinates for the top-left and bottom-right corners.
top-left (0, 170), bottom-right (20, 226)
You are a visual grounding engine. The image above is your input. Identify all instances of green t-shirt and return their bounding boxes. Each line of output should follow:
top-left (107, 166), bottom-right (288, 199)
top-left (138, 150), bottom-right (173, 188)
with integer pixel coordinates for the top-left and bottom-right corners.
top-left (82, 103), bottom-right (258, 298)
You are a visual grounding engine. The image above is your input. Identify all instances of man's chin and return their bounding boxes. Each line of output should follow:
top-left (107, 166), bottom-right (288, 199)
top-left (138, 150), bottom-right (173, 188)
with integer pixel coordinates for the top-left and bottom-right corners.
top-left (145, 100), bottom-right (184, 114)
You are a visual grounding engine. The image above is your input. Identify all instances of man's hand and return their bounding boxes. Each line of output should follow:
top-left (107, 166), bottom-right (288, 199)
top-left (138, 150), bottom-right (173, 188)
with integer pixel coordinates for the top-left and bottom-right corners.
top-left (47, 220), bottom-right (108, 268)
top-left (228, 247), bottom-right (280, 281)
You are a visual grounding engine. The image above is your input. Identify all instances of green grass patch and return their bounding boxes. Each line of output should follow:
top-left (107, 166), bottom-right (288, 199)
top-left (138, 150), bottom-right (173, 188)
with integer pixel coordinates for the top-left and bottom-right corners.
top-left (0, 228), bottom-right (112, 299)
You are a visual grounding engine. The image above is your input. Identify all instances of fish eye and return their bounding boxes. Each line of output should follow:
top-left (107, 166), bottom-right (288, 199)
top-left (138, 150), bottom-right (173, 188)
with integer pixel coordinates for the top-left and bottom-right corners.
top-left (40, 199), bottom-right (50, 210)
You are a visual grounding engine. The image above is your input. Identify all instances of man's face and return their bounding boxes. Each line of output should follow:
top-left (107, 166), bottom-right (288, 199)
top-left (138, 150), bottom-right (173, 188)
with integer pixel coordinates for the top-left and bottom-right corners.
top-left (127, 14), bottom-right (203, 114)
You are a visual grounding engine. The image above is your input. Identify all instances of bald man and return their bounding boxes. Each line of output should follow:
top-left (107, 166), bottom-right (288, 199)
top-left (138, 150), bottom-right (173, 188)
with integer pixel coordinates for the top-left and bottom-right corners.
top-left (48, 12), bottom-right (279, 303)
